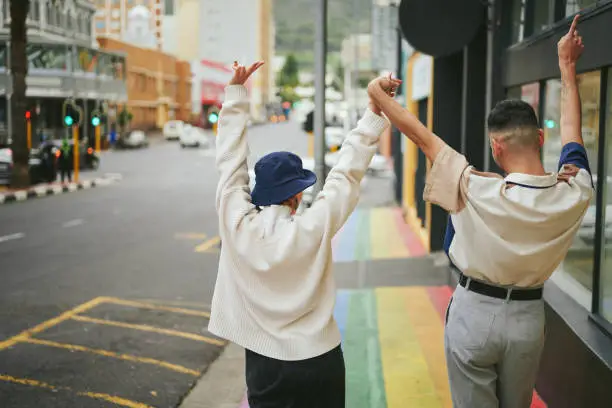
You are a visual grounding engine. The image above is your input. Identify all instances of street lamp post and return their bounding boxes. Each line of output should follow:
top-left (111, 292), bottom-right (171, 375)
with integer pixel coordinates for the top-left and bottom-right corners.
top-left (313, 0), bottom-right (327, 193)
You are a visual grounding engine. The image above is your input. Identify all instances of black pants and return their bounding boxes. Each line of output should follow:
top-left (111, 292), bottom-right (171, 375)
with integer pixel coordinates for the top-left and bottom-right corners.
top-left (245, 345), bottom-right (345, 408)
top-left (60, 168), bottom-right (72, 183)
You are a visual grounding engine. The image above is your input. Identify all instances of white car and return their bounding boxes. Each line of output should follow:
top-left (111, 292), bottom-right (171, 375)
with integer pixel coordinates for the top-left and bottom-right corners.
top-left (163, 120), bottom-right (184, 141)
top-left (180, 126), bottom-right (211, 148)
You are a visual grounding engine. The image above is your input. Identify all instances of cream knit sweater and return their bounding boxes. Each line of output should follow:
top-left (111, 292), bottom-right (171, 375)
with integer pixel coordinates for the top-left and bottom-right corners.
top-left (208, 85), bottom-right (388, 361)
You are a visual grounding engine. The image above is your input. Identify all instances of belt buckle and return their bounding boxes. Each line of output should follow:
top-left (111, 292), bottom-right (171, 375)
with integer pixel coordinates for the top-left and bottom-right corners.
top-left (505, 288), bottom-right (513, 303)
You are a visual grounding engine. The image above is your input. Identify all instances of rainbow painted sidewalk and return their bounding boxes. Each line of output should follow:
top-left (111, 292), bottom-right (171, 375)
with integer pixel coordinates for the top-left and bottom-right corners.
top-left (239, 286), bottom-right (548, 408)
top-left (332, 207), bottom-right (426, 262)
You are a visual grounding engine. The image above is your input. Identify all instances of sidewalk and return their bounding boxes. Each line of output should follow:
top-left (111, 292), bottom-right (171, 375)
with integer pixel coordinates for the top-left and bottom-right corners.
top-left (0, 173), bottom-right (121, 204)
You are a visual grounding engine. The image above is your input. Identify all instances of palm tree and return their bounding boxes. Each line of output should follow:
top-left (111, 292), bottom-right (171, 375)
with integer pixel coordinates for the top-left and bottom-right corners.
top-left (9, 0), bottom-right (30, 188)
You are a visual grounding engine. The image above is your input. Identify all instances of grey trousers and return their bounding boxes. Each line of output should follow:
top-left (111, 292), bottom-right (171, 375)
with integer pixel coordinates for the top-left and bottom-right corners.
top-left (445, 284), bottom-right (545, 408)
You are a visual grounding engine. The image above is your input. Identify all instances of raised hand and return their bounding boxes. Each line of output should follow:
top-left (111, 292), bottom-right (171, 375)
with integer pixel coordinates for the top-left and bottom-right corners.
top-left (558, 15), bottom-right (583, 65)
top-left (367, 74), bottom-right (402, 115)
top-left (229, 61), bottom-right (265, 86)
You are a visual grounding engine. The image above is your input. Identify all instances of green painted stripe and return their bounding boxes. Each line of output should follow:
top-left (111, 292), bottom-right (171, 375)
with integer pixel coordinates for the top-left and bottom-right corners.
top-left (345, 290), bottom-right (387, 408)
top-left (354, 209), bottom-right (371, 261)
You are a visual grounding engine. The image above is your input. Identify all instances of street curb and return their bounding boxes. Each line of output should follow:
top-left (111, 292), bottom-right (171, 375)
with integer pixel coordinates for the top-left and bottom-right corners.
top-left (179, 343), bottom-right (246, 408)
top-left (0, 174), bottom-right (122, 205)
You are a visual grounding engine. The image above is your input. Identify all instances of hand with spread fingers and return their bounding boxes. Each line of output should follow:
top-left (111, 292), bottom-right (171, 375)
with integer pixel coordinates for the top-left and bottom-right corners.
top-left (558, 14), bottom-right (584, 65)
top-left (229, 61), bottom-right (265, 86)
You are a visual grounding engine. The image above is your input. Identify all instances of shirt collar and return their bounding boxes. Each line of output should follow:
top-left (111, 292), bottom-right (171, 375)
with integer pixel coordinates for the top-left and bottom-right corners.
top-left (504, 172), bottom-right (558, 188)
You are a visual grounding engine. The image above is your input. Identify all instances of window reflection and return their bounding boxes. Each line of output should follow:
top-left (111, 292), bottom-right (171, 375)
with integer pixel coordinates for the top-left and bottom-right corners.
top-left (565, 0), bottom-right (598, 16)
top-left (543, 71), bottom-right (601, 293)
top-left (75, 47), bottom-right (97, 73)
top-left (533, 0), bottom-right (552, 35)
top-left (27, 44), bottom-right (69, 71)
top-left (506, 82), bottom-right (540, 119)
top-left (601, 68), bottom-right (612, 323)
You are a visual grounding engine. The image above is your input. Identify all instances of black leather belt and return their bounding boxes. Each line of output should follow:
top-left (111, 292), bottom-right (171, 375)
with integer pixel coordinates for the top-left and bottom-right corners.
top-left (459, 274), bottom-right (543, 301)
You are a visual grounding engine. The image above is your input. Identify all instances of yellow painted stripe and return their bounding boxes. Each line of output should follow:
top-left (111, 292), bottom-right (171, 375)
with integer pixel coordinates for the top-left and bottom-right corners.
top-left (370, 208), bottom-right (410, 260)
top-left (376, 287), bottom-right (439, 408)
top-left (0, 375), bottom-right (152, 408)
top-left (100, 297), bottom-right (211, 318)
top-left (404, 288), bottom-right (452, 408)
top-left (195, 236), bottom-right (221, 253)
top-left (71, 315), bottom-right (225, 346)
top-left (370, 208), bottom-right (389, 259)
top-left (23, 338), bottom-right (200, 376)
top-left (0, 297), bottom-right (106, 351)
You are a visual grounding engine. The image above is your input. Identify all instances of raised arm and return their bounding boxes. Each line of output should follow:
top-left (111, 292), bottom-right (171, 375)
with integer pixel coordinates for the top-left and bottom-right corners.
top-left (558, 15), bottom-right (584, 147)
top-left (367, 76), bottom-right (445, 162)
top-left (300, 109), bottom-right (389, 235)
top-left (216, 61), bottom-right (264, 232)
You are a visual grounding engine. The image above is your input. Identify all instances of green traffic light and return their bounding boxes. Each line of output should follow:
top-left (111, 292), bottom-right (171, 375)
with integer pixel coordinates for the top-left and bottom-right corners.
top-left (64, 116), bottom-right (74, 126)
top-left (91, 116), bottom-right (100, 127)
top-left (208, 113), bottom-right (219, 124)
top-left (545, 119), bottom-right (555, 129)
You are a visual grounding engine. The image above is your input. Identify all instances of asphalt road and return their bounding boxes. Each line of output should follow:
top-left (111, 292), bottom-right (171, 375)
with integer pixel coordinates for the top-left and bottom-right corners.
top-left (0, 122), bottom-right (308, 408)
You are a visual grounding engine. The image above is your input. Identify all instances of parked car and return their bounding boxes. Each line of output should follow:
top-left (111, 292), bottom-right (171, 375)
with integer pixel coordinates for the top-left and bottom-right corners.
top-left (179, 125), bottom-right (211, 148)
top-left (163, 120), bottom-right (184, 140)
top-left (48, 139), bottom-right (100, 170)
top-left (117, 130), bottom-right (148, 149)
top-left (0, 144), bottom-right (59, 185)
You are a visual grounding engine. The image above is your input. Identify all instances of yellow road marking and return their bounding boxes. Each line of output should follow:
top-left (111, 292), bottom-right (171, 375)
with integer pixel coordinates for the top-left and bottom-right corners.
top-left (100, 297), bottom-right (211, 318)
top-left (195, 236), bottom-right (221, 253)
top-left (135, 298), bottom-right (211, 309)
top-left (175, 233), bottom-right (208, 240)
top-left (0, 297), bottom-right (106, 351)
top-left (71, 315), bottom-right (225, 346)
top-left (23, 337), bottom-right (200, 376)
top-left (0, 374), bottom-right (152, 408)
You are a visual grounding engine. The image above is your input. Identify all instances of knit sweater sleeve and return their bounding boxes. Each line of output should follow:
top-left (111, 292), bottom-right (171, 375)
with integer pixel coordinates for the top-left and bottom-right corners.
top-left (215, 85), bottom-right (255, 234)
top-left (300, 109), bottom-right (388, 234)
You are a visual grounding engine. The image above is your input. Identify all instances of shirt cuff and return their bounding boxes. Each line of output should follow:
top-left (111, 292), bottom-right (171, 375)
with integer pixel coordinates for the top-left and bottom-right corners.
top-left (359, 108), bottom-right (389, 135)
top-left (423, 144), bottom-right (470, 213)
top-left (224, 85), bottom-right (248, 102)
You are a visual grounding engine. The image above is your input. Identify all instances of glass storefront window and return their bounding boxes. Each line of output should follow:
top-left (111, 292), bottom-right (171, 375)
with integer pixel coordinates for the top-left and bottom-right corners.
top-left (543, 71), bottom-right (601, 294)
top-left (533, 0), bottom-right (552, 34)
top-left (74, 47), bottom-right (97, 73)
top-left (565, 0), bottom-right (598, 16)
top-left (506, 82), bottom-right (540, 119)
top-left (27, 44), bottom-right (69, 71)
top-left (511, 0), bottom-right (525, 44)
top-left (601, 68), bottom-right (612, 323)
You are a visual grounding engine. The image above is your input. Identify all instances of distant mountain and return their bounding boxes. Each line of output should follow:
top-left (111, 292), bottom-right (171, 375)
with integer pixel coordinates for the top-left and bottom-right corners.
top-left (273, 0), bottom-right (372, 69)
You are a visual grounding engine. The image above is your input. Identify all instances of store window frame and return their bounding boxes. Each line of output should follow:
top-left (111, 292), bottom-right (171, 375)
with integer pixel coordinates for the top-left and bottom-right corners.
top-left (590, 65), bottom-right (612, 337)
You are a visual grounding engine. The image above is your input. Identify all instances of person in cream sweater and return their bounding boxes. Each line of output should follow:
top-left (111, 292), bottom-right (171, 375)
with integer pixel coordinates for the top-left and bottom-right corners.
top-left (208, 61), bottom-right (399, 408)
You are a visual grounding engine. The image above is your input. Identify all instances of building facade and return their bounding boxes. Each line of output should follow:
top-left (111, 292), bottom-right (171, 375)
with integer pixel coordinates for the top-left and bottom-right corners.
top-left (97, 36), bottom-right (191, 129)
top-left (398, 0), bottom-right (612, 405)
top-left (0, 0), bottom-right (127, 145)
top-left (93, 0), bottom-right (164, 50)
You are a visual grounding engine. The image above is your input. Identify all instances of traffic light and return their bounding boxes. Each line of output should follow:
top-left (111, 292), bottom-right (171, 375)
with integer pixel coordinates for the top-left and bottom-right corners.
top-left (25, 110), bottom-right (31, 120)
top-left (91, 112), bottom-right (101, 127)
top-left (62, 100), bottom-right (82, 127)
top-left (208, 111), bottom-right (219, 124)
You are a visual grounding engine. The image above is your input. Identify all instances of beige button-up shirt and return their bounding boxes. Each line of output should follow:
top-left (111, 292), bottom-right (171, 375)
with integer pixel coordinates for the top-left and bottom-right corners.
top-left (424, 143), bottom-right (593, 288)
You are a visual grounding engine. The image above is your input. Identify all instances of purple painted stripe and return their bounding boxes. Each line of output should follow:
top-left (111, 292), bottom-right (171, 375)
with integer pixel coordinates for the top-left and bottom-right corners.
top-left (334, 290), bottom-right (350, 344)
top-left (239, 394), bottom-right (249, 408)
top-left (333, 209), bottom-right (360, 262)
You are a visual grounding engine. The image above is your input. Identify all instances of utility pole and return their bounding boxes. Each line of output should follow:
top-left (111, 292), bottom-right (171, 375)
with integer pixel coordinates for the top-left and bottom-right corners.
top-left (313, 0), bottom-right (327, 193)
top-left (352, 0), bottom-right (359, 125)
top-left (392, 4), bottom-right (403, 204)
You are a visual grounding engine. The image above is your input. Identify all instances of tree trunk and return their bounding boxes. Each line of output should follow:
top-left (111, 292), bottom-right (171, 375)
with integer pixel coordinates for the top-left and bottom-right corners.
top-left (10, 0), bottom-right (30, 188)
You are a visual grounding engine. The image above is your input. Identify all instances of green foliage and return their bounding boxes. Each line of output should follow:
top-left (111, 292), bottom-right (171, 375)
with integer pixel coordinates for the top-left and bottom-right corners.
top-left (278, 87), bottom-right (300, 105)
top-left (117, 106), bottom-right (133, 129)
top-left (273, 0), bottom-right (372, 70)
top-left (277, 54), bottom-right (299, 88)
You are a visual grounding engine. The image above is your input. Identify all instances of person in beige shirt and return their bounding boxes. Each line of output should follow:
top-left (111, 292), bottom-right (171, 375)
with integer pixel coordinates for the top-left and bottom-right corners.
top-left (367, 15), bottom-right (592, 408)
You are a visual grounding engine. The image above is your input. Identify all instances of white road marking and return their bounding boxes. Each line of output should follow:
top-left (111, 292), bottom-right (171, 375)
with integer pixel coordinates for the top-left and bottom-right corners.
top-left (62, 219), bottom-right (84, 228)
top-left (0, 233), bottom-right (25, 243)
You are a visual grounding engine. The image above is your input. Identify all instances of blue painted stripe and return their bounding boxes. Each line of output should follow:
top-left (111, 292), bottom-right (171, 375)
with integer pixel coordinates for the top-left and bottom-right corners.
top-left (334, 290), bottom-right (350, 344)
top-left (334, 209), bottom-right (360, 262)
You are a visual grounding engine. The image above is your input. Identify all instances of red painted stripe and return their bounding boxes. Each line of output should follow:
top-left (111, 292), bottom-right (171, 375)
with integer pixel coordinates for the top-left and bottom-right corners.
top-left (531, 391), bottom-right (548, 408)
top-left (200, 59), bottom-right (232, 72)
top-left (392, 208), bottom-right (427, 256)
top-left (426, 286), bottom-right (453, 322)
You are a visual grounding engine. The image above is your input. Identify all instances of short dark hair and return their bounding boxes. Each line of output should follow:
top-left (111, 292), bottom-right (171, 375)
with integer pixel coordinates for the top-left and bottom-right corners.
top-left (487, 99), bottom-right (539, 132)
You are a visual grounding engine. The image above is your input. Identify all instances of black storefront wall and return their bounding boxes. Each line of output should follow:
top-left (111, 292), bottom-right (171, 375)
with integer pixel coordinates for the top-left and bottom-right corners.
top-left (503, 1), bottom-right (612, 88)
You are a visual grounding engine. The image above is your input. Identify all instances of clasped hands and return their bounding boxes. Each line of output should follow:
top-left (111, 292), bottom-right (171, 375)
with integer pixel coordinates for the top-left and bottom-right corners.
top-left (367, 74), bottom-right (402, 116)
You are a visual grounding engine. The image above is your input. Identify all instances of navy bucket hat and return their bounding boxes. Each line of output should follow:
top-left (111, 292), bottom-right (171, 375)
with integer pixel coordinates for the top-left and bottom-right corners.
top-left (251, 151), bottom-right (317, 207)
